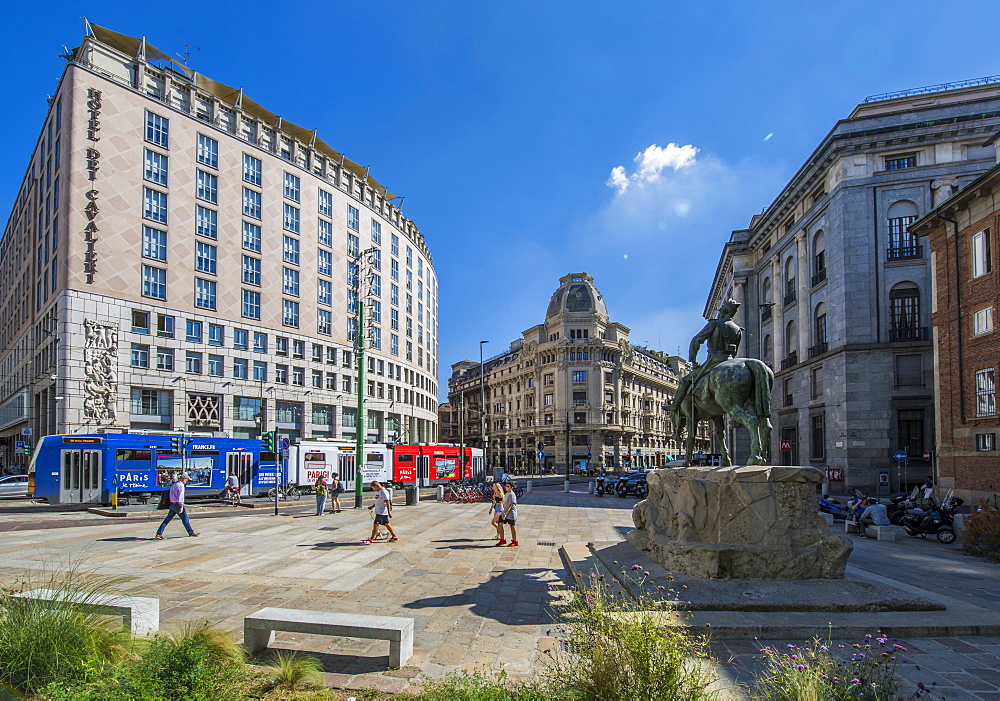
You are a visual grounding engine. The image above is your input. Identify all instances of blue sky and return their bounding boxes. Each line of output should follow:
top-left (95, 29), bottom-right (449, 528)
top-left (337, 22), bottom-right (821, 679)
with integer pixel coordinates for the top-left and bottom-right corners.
top-left (2, 2), bottom-right (998, 400)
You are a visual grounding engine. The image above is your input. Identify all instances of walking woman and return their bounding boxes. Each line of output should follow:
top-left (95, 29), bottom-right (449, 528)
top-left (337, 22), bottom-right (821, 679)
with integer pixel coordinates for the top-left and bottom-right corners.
top-left (488, 481), bottom-right (504, 540)
top-left (329, 472), bottom-right (343, 513)
top-left (314, 475), bottom-right (329, 516)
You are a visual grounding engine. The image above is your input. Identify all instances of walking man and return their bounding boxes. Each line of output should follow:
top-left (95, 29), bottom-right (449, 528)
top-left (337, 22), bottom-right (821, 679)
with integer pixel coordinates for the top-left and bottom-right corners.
top-left (365, 480), bottom-right (397, 544)
top-left (497, 480), bottom-right (518, 547)
top-left (155, 473), bottom-right (199, 539)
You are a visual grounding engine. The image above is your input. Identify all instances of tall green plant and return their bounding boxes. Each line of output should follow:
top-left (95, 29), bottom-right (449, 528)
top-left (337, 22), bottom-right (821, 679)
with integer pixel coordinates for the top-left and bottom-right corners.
top-left (963, 502), bottom-right (1000, 562)
top-left (136, 622), bottom-right (247, 700)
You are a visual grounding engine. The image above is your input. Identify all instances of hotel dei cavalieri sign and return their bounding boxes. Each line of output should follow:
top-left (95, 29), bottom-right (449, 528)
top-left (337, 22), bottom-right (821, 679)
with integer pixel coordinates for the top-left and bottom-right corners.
top-left (83, 87), bottom-right (102, 283)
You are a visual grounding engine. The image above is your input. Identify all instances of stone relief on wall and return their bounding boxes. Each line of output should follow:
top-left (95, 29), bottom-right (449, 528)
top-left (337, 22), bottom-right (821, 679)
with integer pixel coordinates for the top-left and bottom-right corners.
top-left (83, 319), bottom-right (118, 423)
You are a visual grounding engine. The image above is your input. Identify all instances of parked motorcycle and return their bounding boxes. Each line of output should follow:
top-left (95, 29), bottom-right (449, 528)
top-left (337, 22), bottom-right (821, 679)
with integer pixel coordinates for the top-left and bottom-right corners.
top-left (595, 476), bottom-right (607, 497)
top-left (819, 497), bottom-right (850, 519)
top-left (901, 496), bottom-right (963, 544)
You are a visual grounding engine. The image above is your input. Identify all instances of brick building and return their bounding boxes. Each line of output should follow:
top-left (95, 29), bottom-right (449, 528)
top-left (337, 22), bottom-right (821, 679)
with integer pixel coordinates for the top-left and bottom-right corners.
top-left (911, 155), bottom-right (1000, 503)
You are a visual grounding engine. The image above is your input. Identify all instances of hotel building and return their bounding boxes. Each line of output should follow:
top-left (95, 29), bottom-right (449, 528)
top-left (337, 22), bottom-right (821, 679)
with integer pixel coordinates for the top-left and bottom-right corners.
top-left (0, 23), bottom-right (440, 468)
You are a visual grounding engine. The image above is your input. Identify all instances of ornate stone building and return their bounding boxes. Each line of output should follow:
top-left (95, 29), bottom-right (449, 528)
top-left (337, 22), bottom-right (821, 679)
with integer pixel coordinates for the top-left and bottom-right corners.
top-left (447, 273), bottom-right (708, 472)
top-left (705, 79), bottom-right (1000, 492)
top-left (0, 24), bottom-right (440, 469)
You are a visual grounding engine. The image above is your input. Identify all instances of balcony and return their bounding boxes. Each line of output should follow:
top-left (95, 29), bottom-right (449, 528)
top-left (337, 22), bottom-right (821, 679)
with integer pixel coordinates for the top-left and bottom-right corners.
top-left (887, 245), bottom-right (923, 261)
top-left (760, 305), bottom-right (773, 323)
top-left (889, 327), bottom-right (929, 342)
top-left (783, 292), bottom-right (796, 307)
top-left (811, 269), bottom-right (827, 287)
top-left (780, 352), bottom-right (799, 370)
top-left (808, 342), bottom-right (828, 358)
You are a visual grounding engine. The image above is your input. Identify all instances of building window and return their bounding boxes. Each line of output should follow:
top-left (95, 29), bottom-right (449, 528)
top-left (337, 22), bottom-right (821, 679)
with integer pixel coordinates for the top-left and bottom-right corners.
top-left (348, 205), bottom-right (360, 231)
top-left (318, 219), bottom-right (332, 247)
top-left (283, 268), bottom-right (300, 296)
top-left (974, 307), bottom-right (994, 336)
top-left (233, 358), bottom-right (248, 379)
top-left (208, 354), bottom-right (223, 376)
top-left (973, 229), bottom-right (993, 278)
top-left (275, 365), bottom-right (288, 384)
top-left (348, 233), bottom-right (360, 258)
top-left (242, 221), bottom-right (261, 252)
top-left (233, 329), bottom-right (248, 350)
top-left (977, 433), bottom-right (997, 452)
top-left (977, 368), bottom-right (997, 417)
top-left (572, 371), bottom-right (587, 383)
top-left (254, 332), bottom-right (268, 353)
top-left (253, 361), bottom-right (267, 382)
top-left (318, 279), bottom-right (332, 305)
top-left (142, 265), bottom-right (166, 299)
top-left (275, 337), bottom-right (288, 356)
top-left (292, 340), bottom-right (304, 359)
top-left (898, 409), bottom-right (924, 457)
top-left (887, 216), bottom-right (919, 259)
top-left (889, 285), bottom-right (921, 341)
top-left (156, 347), bottom-right (174, 371)
top-left (283, 236), bottom-right (300, 265)
top-left (242, 187), bottom-right (261, 219)
top-left (371, 220), bottom-right (382, 244)
top-left (195, 242), bottom-right (217, 274)
top-left (145, 110), bottom-right (169, 147)
top-left (143, 149), bottom-right (168, 186)
top-left (208, 324), bottom-right (224, 346)
top-left (283, 172), bottom-right (300, 202)
top-left (283, 203), bottom-right (300, 233)
top-left (811, 366), bottom-right (823, 399)
top-left (318, 249), bottom-right (332, 276)
top-left (131, 343), bottom-right (149, 368)
top-left (572, 391), bottom-right (587, 404)
top-left (186, 351), bottom-right (203, 374)
top-left (142, 226), bottom-right (167, 262)
top-left (156, 314), bottom-right (174, 337)
top-left (391, 333), bottom-right (399, 355)
top-left (195, 278), bottom-right (216, 310)
top-left (318, 189), bottom-right (332, 217)
top-left (243, 154), bottom-right (262, 185)
top-left (242, 289), bottom-right (261, 319)
top-left (132, 310), bottom-right (150, 334)
top-left (391, 234), bottom-right (399, 257)
top-left (283, 300), bottom-right (300, 327)
top-left (196, 133), bottom-right (218, 168)
top-left (196, 170), bottom-right (218, 204)
top-left (242, 256), bottom-right (261, 286)
top-left (783, 377), bottom-right (793, 407)
top-left (544, 394), bottom-right (554, 406)
top-left (885, 154), bottom-right (916, 170)
top-left (143, 188), bottom-right (167, 223)
top-left (810, 414), bottom-right (825, 460)
top-left (317, 309), bottom-right (332, 335)
top-left (812, 231), bottom-right (826, 285)
top-left (292, 367), bottom-right (305, 386)
top-left (186, 320), bottom-right (203, 343)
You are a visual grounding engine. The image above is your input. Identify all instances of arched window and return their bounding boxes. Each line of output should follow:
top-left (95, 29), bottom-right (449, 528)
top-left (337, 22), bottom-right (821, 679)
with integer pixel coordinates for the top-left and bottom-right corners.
top-left (887, 201), bottom-right (920, 260)
top-left (761, 277), bottom-right (773, 322)
top-left (785, 319), bottom-right (797, 359)
top-left (784, 256), bottom-right (796, 304)
top-left (889, 282), bottom-right (923, 341)
top-left (812, 302), bottom-right (828, 355)
top-left (812, 231), bottom-right (826, 285)
top-left (763, 334), bottom-right (773, 364)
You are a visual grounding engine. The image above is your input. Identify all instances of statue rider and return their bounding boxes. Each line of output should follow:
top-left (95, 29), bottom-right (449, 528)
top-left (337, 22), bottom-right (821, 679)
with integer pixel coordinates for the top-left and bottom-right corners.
top-left (668, 299), bottom-right (743, 412)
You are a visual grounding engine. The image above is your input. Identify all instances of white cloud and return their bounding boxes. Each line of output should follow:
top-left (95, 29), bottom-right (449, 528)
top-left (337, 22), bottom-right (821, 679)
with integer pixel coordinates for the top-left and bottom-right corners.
top-left (607, 142), bottom-right (699, 192)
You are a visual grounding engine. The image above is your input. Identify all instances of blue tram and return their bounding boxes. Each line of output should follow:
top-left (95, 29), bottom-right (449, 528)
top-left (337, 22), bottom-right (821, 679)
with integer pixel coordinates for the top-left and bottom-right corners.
top-left (27, 433), bottom-right (277, 505)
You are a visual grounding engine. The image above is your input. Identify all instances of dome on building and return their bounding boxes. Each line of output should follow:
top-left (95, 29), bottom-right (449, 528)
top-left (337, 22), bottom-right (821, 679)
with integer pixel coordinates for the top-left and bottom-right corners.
top-left (545, 273), bottom-right (609, 320)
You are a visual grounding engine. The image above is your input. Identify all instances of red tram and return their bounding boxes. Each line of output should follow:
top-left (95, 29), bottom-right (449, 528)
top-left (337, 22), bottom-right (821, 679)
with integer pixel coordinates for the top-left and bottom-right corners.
top-left (391, 444), bottom-right (483, 485)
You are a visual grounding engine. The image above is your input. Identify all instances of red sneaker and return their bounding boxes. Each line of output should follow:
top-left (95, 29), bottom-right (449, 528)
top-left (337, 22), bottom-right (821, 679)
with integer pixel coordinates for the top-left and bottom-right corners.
top-left (495, 539), bottom-right (507, 546)
top-left (507, 541), bottom-right (519, 547)
top-left (363, 539), bottom-right (374, 544)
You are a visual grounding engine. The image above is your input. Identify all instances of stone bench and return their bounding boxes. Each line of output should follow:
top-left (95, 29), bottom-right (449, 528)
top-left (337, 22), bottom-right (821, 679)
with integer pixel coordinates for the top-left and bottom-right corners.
top-left (869, 525), bottom-right (896, 541)
top-left (14, 588), bottom-right (159, 636)
top-left (818, 511), bottom-right (834, 527)
top-left (244, 607), bottom-right (414, 668)
top-left (845, 519), bottom-right (860, 534)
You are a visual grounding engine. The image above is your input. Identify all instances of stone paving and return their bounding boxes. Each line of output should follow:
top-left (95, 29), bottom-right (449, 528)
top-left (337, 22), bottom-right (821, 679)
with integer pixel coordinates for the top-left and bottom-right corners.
top-left (2, 486), bottom-right (1000, 698)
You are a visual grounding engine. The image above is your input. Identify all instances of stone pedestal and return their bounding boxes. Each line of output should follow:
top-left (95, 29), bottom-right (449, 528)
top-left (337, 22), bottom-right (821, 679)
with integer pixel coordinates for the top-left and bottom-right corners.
top-left (628, 465), bottom-right (852, 580)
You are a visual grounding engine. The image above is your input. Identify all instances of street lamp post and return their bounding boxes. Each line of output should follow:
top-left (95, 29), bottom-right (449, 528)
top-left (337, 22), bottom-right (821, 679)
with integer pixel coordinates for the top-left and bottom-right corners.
top-left (479, 340), bottom-right (489, 471)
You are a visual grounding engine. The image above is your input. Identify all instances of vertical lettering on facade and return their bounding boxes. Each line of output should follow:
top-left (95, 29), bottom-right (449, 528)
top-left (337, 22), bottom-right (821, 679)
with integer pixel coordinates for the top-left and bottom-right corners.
top-left (83, 88), bottom-right (102, 283)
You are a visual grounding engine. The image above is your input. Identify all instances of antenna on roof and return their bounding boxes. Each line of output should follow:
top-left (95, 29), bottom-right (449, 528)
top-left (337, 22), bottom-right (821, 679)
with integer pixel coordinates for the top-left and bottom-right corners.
top-left (175, 41), bottom-right (200, 66)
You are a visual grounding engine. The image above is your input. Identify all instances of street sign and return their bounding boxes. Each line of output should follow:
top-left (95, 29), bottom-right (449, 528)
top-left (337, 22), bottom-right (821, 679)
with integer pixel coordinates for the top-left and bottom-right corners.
top-left (281, 449), bottom-right (289, 459)
top-left (879, 472), bottom-right (890, 486)
top-left (780, 440), bottom-right (792, 450)
top-left (893, 450), bottom-right (908, 463)
top-left (15, 441), bottom-right (24, 449)
top-left (537, 442), bottom-right (544, 452)
top-left (586, 452), bottom-right (592, 460)
top-left (281, 438), bottom-right (290, 450)
top-left (20, 428), bottom-right (32, 436)
top-left (536, 451), bottom-right (544, 460)
top-left (923, 450), bottom-right (932, 462)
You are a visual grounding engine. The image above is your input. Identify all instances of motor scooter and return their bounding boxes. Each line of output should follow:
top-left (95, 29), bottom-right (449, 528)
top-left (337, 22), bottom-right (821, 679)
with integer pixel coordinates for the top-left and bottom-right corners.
top-left (901, 493), bottom-right (963, 544)
top-left (595, 475), bottom-right (606, 497)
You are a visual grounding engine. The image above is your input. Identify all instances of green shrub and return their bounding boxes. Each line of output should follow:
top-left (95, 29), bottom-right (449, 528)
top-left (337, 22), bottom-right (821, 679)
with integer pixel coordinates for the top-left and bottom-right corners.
top-left (542, 575), bottom-right (716, 700)
top-left (270, 649), bottom-right (325, 690)
top-left (751, 631), bottom-right (916, 700)
top-left (0, 571), bottom-right (134, 695)
top-left (963, 503), bottom-right (1000, 562)
top-left (136, 622), bottom-right (247, 700)
top-left (420, 667), bottom-right (548, 700)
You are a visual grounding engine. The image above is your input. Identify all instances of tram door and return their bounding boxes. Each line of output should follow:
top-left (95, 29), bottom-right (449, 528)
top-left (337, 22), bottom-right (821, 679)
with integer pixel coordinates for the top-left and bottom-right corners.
top-left (59, 449), bottom-right (103, 504)
top-left (227, 452), bottom-right (253, 496)
top-left (338, 453), bottom-right (356, 492)
top-left (416, 455), bottom-right (430, 488)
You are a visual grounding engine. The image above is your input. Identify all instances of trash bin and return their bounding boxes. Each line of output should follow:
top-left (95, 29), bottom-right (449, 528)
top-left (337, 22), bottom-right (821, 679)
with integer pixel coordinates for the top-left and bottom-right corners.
top-left (404, 485), bottom-right (419, 506)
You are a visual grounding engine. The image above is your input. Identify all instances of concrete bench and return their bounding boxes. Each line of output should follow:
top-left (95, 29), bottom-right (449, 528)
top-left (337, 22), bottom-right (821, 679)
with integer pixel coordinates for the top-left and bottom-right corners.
top-left (870, 525), bottom-right (896, 541)
top-left (244, 607), bottom-right (414, 668)
top-left (845, 520), bottom-right (860, 534)
top-left (818, 511), bottom-right (834, 527)
top-left (14, 588), bottom-right (159, 636)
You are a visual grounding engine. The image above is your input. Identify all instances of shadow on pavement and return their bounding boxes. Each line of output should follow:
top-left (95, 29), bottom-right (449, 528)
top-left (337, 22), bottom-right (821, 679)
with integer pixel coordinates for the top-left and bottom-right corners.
top-left (404, 567), bottom-right (552, 625)
top-left (252, 646), bottom-right (389, 674)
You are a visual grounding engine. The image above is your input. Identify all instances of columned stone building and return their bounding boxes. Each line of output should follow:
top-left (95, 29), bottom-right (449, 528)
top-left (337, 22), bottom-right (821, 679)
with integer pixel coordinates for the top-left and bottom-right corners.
top-left (447, 273), bottom-right (707, 472)
top-left (706, 79), bottom-right (1000, 493)
top-left (911, 152), bottom-right (1000, 503)
top-left (0, 24), bottom-right (439, 470)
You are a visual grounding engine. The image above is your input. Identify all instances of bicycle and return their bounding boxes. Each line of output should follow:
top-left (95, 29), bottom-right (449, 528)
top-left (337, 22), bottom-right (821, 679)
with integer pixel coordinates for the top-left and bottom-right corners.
top-left (223, 486), bottom-right (242, 506)
top-left (267, 484), bottom-right (301, 500)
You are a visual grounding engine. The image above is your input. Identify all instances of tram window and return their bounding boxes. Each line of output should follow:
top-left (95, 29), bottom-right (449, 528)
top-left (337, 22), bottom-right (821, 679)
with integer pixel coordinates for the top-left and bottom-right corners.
top-left (304, 452), bottom-right (325, 462)
top-left (116, 449), bottom-right (152, 462)
top-left (366, 453), bottom-right (384, 462)
top-left (189, 450), bottom-right (219, 456)
top-left (397, 454), bottom-right (414, 463)
top-left (260, 451), bottom-right (277, 461)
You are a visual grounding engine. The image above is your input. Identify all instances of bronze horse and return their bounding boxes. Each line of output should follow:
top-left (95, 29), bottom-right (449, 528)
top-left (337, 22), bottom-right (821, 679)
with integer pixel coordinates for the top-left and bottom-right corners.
top-left (670, 358), bottom-right (774, 466)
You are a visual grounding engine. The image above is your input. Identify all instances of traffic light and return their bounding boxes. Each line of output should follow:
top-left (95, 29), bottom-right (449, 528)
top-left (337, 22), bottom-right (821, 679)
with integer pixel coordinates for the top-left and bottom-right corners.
top-left (262, 431), bottom-right (277, 452)
top-left (170, 434), bottom-right (186, 453)
top-left (23, 444), bottom-right (32, 457)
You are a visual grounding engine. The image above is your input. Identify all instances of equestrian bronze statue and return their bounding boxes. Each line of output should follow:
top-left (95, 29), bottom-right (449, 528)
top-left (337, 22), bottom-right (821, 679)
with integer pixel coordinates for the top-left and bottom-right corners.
top-left (667, 299), bottom-right (774, 466)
